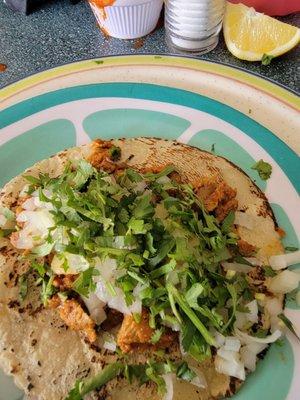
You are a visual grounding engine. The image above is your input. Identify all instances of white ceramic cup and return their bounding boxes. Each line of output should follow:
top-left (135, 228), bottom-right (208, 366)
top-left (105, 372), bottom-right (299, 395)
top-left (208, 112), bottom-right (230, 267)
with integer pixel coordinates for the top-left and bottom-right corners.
top-left (88, 0), bottom-right (163, 39)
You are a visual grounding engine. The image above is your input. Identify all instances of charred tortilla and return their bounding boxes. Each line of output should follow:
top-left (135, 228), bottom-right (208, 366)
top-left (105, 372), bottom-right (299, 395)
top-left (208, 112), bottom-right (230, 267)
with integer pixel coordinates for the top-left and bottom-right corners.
top-left (0, 138), bottom-right (286, 400)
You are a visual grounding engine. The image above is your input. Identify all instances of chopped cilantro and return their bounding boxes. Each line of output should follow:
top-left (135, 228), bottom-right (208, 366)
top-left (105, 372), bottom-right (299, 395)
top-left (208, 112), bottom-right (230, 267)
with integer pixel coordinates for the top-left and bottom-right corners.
top-left (19, 274), bottom-right (29, 301)
top-left (285, 246), bottom-right (298, 252)
top-left (275, 339), bottom-right (284, 347)
top-left (124, 364), bottom-right (148, 385)
top-left (221, 211), bottom-right (235, 233)
top-left (251, 159), bottom-right (272, 180)
top-left (264, 265), bottom-right (277, 277)
top-left (144, 165), bottom-right (175, 180)
top-left (126, 168), bottom-right (143, 182)
top-left (221, 284), bottom-right (237, 332)
top-left (132, 193), bottom-right (154, 219)
top-left (31, 261), bottom-right (47, 277)
top-left (65, 362), bottom-right (124, 400)
top-left (145, 364), bottom-right (166, 395)
top-left (149, 236), bottom-right (175, 267)
top-left (167, 284), bottom-right (215, 346)
top-left (278, 313), bottom-right (300, 341)
top-left (127, 218), bottom-right (150, 234)
top-left (41, 275), bottom-right (55, 306)
top-left (261, 54), bottom-right (274, 66)
top-left (234, 254), bottom-right (253, 266)
top-left (253, 328), bottom-right (269, 338)
top-left (71, 160), bottom-right (94, 189)
top-left (185, 283), bottom-right (204, 309)
top-left (236, 304), bottom-right (250, 313)
top-left (118, 208), bottom-right (129, 223)
top-left (108, 146), bottom-right (121, 161)
top-left (151, 328), bottom-right (164, 344)
top-left (23, 174), bottom-right (41, 186)
top-left (0, 228), bottom-right (14, 237)
top-left (32, 242), bottom-right (54, 257)
top-left (149, 259), bottom-right (176, 279)
top-left (176, 362), bottom-right (196, 381)
top-left (72, 268), bottom-right (99, 297)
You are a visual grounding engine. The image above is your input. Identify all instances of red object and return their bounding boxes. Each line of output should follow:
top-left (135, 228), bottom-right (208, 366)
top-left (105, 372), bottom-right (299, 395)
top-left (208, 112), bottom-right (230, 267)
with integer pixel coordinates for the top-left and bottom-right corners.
top-left (228, 0), bottom-right (300, 16)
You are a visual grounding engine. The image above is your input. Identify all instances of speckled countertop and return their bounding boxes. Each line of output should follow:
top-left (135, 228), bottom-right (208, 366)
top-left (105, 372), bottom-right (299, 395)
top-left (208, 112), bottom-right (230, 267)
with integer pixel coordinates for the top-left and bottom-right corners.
top-left (0, 0), bottom-right (299, 92)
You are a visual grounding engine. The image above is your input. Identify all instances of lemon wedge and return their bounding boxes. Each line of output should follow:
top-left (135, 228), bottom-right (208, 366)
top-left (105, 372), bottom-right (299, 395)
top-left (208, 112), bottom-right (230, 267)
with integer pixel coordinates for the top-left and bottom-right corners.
top-left (223, 2), bottom-right (300, 61)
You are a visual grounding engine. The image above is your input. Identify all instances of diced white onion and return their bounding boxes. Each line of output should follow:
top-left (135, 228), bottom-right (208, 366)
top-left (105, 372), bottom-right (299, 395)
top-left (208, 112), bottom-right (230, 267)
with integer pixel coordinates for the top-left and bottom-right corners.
top-left (215, 355), bottom-right (245, 380)
top-left (128, 298), bottom-right (142, 315)
top-left (133, 180), bottom-right (147, 193)
top-left (240, 342), bottom-right (268, 372)
top-left (157, 176), bottom-right (171, 185)
top-left (95, 279), bottom-right (142, 315)
top-left (94, 257), bottom-right (117, 281)
top-left (163, 373), bottom-right (174, 400)
top-left (103, 341), bottom-right (116, 352)
top-left (82, 293), bottom-right (107, 325)
top-left (10, 231), bottom-right (33, 249)
top-left (22, 197), bottom-right (37, 211)
top-left (217, 348), bottom-right (240, 363)
top-left (13, 209), bottom-right (55, 250)
top-left (240, 346), bottom-right (257, 372)
top-left (234, 301), bottom-right (258, 330)
top-left (51, 253), bottom-right (89, 274)
top-left (214, 331), bottom-right (225, 348)
top-left (221, 262), bottom-right (252, 273)
top-left (265, 297), bottom-right (283, 317)
top-left (52, 226), bottom-right (70, 251)
top-left (224, 337), bottom-right (241, 352)
top-left (235, 312), bottom-right (248, 330)
top-left (17, 209), bottom-right (54, 231)
top-left (246, 300), bottom-right (258, 324)
top-left (19, 184), bottom-right (30, 198)
top-left (246, 342), bottom-right (268, 355)
top-left (51, 254), bottom-right (66, 274)
top-left (234, 211), bottom-right (256, 230)
top-left (235, 328), bottom-right (282, 344)
top-left (68, 253), bottom-right (89, 272)
top-left (268, 270), bottom-right (300, 294)
top-left (103, 340), bottom-right (117, 352)
top-left (269, 250), bottom-right (300, 270)
top-left (22, 192), bottom-right (54, 211)
top-left (244, 257), bottom-right (263, 267)
top-left (190, 370), bottom-right (207, 389)
top-left (265, 299), bottom-right (283, 333)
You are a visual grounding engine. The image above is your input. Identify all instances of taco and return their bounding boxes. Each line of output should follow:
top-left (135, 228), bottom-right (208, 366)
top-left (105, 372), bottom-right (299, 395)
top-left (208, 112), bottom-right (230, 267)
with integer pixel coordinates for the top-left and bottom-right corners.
top-left (0, 138), bottom-right (299, 400)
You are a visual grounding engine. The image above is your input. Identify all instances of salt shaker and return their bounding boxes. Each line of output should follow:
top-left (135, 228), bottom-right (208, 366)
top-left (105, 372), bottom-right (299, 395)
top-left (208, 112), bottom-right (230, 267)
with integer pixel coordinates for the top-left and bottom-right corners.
top-left (165, 0), bottom-right (226, 54)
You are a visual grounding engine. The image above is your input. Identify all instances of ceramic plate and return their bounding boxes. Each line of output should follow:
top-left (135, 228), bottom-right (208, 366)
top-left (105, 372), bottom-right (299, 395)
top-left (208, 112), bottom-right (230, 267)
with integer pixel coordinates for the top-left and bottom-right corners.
top-left (0, 55), bottom-right (299, 400)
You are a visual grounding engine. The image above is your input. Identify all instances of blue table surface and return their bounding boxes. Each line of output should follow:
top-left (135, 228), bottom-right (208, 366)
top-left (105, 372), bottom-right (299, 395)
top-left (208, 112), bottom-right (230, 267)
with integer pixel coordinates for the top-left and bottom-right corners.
top-left (0, 0), bottom-right (299, 92)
